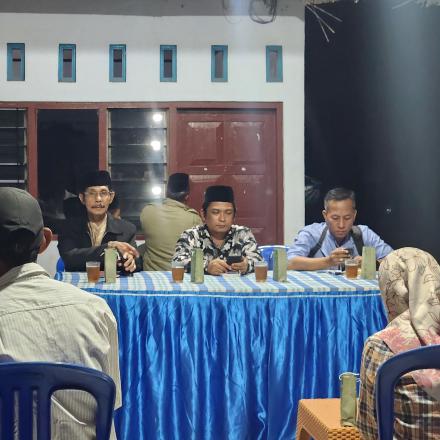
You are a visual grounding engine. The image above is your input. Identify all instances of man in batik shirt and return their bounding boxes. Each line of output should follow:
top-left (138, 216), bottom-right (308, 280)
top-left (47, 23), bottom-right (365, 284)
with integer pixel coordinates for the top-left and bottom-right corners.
top-left (173, 185), bottom-right (262, 275)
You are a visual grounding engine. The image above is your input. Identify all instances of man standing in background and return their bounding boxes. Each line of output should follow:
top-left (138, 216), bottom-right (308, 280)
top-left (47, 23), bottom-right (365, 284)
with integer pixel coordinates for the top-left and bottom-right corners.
top-left (140, 173), bottom-right (201, 270)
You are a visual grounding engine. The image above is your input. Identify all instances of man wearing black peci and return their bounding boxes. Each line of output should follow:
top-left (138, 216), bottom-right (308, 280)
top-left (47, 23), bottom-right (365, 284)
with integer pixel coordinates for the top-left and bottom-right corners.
top-left (58, 170), bottom-right (140, 272)
top-left (173, 185), bottom-right (262, 275)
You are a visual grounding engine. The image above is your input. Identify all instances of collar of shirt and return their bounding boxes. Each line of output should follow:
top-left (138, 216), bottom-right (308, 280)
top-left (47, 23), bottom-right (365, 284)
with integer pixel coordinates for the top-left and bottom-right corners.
top-left (163, 198), bottom-right (189, 210)
top-left (0, 262), bottom-right (49, 289)
top-left (327, 229), bottom-right (352, 248)
top-left (200, 224), bottom-right (236, 247)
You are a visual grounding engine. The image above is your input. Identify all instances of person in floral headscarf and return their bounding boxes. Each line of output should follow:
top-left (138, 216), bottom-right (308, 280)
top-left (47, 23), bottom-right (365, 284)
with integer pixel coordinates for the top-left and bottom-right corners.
top-left (357, 247), bottom-right (440, 439)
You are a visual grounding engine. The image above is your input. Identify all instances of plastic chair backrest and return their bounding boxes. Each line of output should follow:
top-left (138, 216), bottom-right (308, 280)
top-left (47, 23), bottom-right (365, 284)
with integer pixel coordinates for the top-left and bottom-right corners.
top-left (56, 257), bottom-right (65, 273)
top-left (375, 345), bottom-right (440, 440)
top-left (0, 362), bottom-right (116, 440)
top-left (258, 245), bottom-right (289, 270)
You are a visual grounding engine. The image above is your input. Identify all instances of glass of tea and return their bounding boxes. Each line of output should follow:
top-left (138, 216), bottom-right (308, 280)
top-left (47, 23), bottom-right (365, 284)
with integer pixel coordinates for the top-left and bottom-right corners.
top-left (171, 261), bottom-right (185, 283)
top-left (255, 261), bottom-right (268, 282)
top-left (345, 259), bottom-right (359, 279)
top-left (86, 261), bottom-right (101, 283)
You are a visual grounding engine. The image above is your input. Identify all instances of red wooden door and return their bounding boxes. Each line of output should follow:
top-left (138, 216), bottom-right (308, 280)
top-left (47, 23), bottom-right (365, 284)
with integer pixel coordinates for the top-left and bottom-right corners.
top-left (170, 107), bottom-right (282, 245)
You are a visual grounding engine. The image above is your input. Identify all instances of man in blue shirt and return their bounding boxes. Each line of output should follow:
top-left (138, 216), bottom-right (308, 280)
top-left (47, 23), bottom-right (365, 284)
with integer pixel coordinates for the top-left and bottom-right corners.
top-left (287, 188), bottom-right (393, 270)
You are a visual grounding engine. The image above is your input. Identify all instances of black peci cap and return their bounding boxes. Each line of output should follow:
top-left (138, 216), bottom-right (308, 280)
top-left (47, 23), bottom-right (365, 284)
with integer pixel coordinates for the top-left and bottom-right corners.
top-left (167, 173), bottom-right (190, 194)
top-left (80, 170), bottom-right (112, 193)
top-left (204, 185), bottom-right (235, 204)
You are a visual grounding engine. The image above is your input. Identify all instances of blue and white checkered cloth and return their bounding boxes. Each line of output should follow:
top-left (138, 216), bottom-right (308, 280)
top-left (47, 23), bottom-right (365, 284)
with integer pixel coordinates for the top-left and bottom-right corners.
top-left (56, 270), bottom-right (380, 299)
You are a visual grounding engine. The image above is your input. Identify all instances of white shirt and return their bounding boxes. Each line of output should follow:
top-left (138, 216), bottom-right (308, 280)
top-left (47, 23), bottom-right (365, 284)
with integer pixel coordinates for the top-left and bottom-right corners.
top-left (0, 263), bottom-right (121, 439)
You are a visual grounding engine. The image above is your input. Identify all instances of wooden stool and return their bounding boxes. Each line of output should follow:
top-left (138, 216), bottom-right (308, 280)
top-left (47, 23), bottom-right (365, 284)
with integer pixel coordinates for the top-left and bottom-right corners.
top-left (296, 398), bottom-right (361, 440)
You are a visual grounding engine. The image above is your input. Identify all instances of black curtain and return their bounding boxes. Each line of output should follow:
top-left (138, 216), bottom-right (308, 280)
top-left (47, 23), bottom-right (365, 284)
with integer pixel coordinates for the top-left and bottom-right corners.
top-left (305, 0), bottom-right (440, 260)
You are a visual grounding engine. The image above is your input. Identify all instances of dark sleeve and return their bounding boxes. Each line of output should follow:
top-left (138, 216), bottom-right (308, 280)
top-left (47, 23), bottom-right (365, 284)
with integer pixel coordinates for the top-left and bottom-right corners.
top-left (57, 224), bottom-right (107, 272)
top-left (121, 220), bottom-right (142, 272)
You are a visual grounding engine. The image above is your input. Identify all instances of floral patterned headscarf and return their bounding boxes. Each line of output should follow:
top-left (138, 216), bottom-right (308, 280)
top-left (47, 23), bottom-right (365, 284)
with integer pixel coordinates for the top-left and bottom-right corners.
top-left (377, 247), bottom-right (440, 401)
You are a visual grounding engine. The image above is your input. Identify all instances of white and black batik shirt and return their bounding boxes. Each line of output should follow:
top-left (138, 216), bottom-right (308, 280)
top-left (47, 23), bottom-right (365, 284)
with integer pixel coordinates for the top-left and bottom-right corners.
top-left (173, 224), bottom-right (262, 274)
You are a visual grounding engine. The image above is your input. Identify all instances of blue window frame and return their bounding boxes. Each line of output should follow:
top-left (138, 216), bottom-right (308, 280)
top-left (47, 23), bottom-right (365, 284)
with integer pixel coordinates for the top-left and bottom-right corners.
top-left (160, 45), bottom-right (177, 82)
top-left (211, 45), bottom-right (228, 82)
top-left (58, 44), bottom-right (76, 82)
top-left (7, 43), bottom-right (25, 81)
top-left (266, 45), bottom-right (283, 82)
top-left (109, 44), bottom-right (126, 82)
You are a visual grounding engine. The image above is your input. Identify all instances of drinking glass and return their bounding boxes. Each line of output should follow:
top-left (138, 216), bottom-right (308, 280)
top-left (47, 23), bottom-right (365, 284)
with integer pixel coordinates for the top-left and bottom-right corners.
top-left (172, 261), bottom-right (185, 283)
top-left (255, 261), bottom-right (268, 282)
top-left (86, 261), bottom-right (100, 283)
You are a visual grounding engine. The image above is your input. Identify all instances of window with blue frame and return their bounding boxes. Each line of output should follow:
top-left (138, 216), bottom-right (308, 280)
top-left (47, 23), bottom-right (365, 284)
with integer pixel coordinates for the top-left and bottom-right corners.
top-left (211, 45), bottom-right (228, 82)
top-left (109, 44), bottom-right (126, 82)
top-left (160, 45), bottom-right (177, 82)
top-left (7, 43), bottom-right (25, 81)
top-left (58, 44), bottom-right (76, 82)
top-left (266, 45), bottom-right (283, 82)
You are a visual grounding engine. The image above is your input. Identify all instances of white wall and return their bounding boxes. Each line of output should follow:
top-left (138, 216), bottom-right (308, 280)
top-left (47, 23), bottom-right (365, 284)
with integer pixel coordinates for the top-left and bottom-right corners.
top-left (1, 11), bottom-right (305, 274)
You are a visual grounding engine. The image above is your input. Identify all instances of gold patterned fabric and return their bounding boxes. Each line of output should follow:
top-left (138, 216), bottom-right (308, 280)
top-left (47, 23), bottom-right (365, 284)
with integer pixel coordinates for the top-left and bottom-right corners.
top-left (87, 215), bottom-right (107, 246)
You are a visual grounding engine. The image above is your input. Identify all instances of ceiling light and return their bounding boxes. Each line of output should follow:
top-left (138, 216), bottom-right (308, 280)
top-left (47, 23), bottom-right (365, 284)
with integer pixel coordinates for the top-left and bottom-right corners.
top-left (152, 113), bottom-right (163, 123)
top-left (151, 186), bottom-right (162, 196)
top-left (150, 140), bottom-right (161, 151)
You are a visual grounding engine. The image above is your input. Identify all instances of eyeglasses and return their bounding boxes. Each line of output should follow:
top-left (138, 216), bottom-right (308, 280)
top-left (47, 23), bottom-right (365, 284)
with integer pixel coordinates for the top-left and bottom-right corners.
top-left (85, 190), bottom-right (113, 199)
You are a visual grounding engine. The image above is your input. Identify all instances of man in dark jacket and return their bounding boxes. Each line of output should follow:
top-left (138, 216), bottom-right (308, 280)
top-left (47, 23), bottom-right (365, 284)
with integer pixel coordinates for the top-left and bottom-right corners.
top-left (58, 170), bottom-right (140, 272)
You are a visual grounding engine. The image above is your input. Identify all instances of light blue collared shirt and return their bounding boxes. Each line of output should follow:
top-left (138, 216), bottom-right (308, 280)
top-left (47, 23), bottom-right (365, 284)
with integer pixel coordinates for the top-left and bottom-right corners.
top-left (287, 222), bottom-right (393, 262)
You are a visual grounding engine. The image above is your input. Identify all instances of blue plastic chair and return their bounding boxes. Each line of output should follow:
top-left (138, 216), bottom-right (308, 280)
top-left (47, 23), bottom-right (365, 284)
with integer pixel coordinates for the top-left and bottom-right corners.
top-left (258, 245), bottom-right (289, 270)
top-left (0, 362), bottom-right (116, 440)
top-left (56, 257), bottom-right (65, 272)
top-left (375, 345), bottom-right (440, 440)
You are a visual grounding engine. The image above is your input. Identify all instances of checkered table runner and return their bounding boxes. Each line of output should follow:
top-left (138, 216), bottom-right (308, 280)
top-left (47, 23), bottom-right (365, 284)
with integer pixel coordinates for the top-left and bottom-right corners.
top-left (56, 270), bottom-right (380, 298)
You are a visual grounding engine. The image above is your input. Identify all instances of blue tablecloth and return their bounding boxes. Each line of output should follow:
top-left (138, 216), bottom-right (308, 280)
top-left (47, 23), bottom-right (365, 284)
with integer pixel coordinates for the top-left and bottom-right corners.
top-left (57, 271), bottom-right (387, 440)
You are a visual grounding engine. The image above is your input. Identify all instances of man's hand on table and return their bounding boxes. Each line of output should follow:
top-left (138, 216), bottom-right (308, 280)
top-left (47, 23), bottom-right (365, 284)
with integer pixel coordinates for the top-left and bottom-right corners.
top-left (353, 256), bottom-right (362, 264)
top-left (108, 241), bottom-right (139, 273)
top-left (326, 247), bottom-right (351, 268)
top-left (118, 252), bottom-right (137, 273)
top-left (231, 257), bottom-right (248, 274)
top-left (207, 257), bottom-right (248, 275)
top-left (108, 241), bottom-right (139, 258)
top-left (207, 258), bottom-right (230, 276)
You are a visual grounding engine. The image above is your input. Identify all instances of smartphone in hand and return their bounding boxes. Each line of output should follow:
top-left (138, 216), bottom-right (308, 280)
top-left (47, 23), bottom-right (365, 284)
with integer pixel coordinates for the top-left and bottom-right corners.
top-left (226, 255), bottom-right (243, 265)
top-left (343, 247), bottom-right (354, 258)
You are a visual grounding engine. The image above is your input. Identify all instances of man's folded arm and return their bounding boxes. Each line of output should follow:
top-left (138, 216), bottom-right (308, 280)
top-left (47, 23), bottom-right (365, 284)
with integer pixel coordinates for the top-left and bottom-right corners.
top-left (58, 236), bottom-right (107, 271)
top-left (288, 255), bottom-right (332, 271)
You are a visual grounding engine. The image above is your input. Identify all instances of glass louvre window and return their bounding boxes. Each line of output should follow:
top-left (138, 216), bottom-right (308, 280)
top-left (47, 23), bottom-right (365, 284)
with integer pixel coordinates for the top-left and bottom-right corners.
top-left (0, 109), bottom-right (27, 189)
top-left (211, 45), bottom-right (228, 82)
top-left (160, 45), bottom-right (176, 82)
top-left (266, 45), bottom-right (283, 82)
top-left (108, 109), bottom-right (167, 230)
top-left (109, 45), bottom-right (126, 82)
top-left (7, 43), bottom-right (25, 81)
top-left (58, 44), bottom-right (76, 82)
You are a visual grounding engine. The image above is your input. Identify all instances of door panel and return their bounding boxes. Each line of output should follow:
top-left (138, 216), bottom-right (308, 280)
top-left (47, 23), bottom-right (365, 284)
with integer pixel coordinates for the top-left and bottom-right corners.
top-left (173, 108), bottom-right (281, 245)
top-left (183, 121), bottom-right (221, 166)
